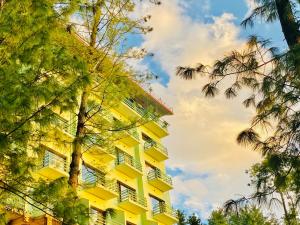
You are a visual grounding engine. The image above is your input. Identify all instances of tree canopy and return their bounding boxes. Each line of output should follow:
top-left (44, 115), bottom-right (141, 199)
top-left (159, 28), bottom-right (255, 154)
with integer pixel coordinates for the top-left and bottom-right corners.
top-left (0, 0), bottom-right (157, 224)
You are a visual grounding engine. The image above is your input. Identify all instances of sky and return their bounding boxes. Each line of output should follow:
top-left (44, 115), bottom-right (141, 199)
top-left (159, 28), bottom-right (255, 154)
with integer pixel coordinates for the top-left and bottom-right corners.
top-left (130, 0), bottom-right (285, 220)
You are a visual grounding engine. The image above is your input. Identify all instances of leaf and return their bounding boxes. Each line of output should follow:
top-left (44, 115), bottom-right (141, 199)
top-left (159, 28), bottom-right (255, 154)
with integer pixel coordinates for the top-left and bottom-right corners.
top-left (202, 83), bottom-right (219, 97)
top-left (176, 66), bottom-right (197, 80)
top-left (237, 129), bottom-right (260, 146)
top-left (243, 95), bottom-right (256, 108)
top-left (224, 87), bottom-right (237, 99)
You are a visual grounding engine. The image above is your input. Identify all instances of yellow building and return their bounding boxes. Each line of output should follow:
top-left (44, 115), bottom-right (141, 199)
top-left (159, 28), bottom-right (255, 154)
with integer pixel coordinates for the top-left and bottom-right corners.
top-left (5, 83), bottom-right (178, 225)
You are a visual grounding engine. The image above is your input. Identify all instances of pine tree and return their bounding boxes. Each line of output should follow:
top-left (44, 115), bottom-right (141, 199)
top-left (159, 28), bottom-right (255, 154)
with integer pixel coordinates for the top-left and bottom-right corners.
top-left (187, 213), bottom-right (203, 225)
top-left (66, 0), bottom-right (157, 189)
top-left (0, 1), bottom-right (90, 224)
top-left (176, 0), bottom-right (300, 222)
top-left (177, 210), bottom-right (187, 225)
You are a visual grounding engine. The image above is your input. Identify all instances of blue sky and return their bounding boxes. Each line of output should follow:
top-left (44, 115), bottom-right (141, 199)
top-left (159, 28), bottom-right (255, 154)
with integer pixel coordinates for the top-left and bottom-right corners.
top-left (127, 0), bottom-right (286, 88)
top-left (131, 0), bottom-right (284, 221)
top-left (135, 0), bottom-right (285, 88)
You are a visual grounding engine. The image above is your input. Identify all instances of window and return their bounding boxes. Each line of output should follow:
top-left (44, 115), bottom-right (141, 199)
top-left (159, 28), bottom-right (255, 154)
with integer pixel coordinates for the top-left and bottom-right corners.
top-left (82, 164), bottom-right (104, 184)
top-left (149, 195), bottom-right (165, 212)
top-left (118, 181), bottom-right (136, 201)
top-left (115, 148), bottom-right (133, 166)
top-left (145, 162), bottom-right (156, 174)
top-left (142, 133), bottom-right (152, 142)
top-left (90, 207), bottom-right (105, 225)
top-left (42, 148), bottom-right (66, 172)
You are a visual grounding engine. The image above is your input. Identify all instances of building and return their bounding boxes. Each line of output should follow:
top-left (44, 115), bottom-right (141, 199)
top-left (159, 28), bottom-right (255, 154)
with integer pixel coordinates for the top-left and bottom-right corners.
top-left (4, 81), bottom-right (178, 225)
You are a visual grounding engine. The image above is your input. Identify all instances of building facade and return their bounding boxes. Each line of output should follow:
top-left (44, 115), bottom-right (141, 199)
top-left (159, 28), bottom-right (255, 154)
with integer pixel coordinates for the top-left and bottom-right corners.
top-left (5, 84), bottom-right (177, 225)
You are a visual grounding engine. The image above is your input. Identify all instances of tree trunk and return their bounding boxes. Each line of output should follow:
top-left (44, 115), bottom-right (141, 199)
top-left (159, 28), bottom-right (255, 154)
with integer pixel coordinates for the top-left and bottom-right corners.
top-left (68, 0), bottom-right (102, 189)
top-left (275, 0), bottom-right (300, 49)
top-left (279, 192), bottom-right (290, 224)
top-left (68, 91), bottom-right (89, 188)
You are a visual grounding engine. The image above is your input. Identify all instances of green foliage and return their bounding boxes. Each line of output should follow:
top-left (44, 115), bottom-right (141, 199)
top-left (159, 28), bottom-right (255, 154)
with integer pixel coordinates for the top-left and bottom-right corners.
top-left (0, 0), bottom-right (87, 200)
top-left (208, 207), bottom-right (279, 225)
top-left (177, 210), bottom-right (187, 225)
top-left (187, 213), bottom-right (203, 225)
top-left (208, 210), bottom-right (227, 225)
top-left (176, 210), bottom-right (204, 225)
top-left (0, 0), bottom-right (157, 224)
top-left (32, 178), bottom-right (89, 225)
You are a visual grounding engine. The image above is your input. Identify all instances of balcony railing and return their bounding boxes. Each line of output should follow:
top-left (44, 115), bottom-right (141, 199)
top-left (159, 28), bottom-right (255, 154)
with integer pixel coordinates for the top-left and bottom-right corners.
top-left (126, 129), bottom-right (139, 140)
top-left (52, 113), bottom-right (76, 136)
top-left (153, 203), bottom-right (177, 218)
top-left (147, 169), bottom-right (172, 186)
top-left (144, 141), bottom-right (168, 156)
top-left (123, 98), bottom-right (145, 116)
top-left (149, 113), bottom-right (169, 130)
top-left (90, 208), bottom-right (105, 225)
top-left (85, 133), bottom-right (116, 155)
top-left (82, 173), bottom-right (118, 193)
top-left (119, 189), bottom-right (147, 208)
top-left (123, 99), bottom-right (169, 131)
top-left (42, 151), bottom-right (67, 172)
top-left (116, 153), bottom-right (142, 172)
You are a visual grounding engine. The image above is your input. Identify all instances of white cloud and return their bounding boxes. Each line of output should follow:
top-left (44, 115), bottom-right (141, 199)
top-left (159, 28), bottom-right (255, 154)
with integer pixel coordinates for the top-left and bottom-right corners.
top-left (245, 0), bottom-right (258, 18)
top-left (135, 0), bottom-right (261, 218)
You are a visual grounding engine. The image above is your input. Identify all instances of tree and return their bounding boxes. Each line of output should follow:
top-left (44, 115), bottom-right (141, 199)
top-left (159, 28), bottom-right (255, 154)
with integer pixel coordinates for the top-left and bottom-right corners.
top-left (187, 213), bottom-right (203, 225)
top-left (66, 0), bottom-right (151, 189)
top-left (0, 0), bottom-right (90, 224)
top-left (208, 210), bottom-right (228, 225)
top-left (177, 209), bottom-right (187, 225)
top-left (0, 0), bottom-right (161, 224)
top-left (208, 207), bottom-right (279, 225)
top-left (175, 210), bottom-right (203, 225)
top-left (176, 0), bottom-right (300, 222)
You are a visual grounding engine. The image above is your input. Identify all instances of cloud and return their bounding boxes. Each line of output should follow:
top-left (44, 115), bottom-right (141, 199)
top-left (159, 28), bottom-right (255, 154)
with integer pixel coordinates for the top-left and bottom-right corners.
top-left (135, 0), bottom-right (261, 219)
top-left (244, 0), bottom-right (258, 18)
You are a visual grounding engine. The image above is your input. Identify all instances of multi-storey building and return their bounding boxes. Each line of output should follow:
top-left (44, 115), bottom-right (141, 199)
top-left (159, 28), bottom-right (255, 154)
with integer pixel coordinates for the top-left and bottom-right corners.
top-left (4, 82), bottom-right (178, 225)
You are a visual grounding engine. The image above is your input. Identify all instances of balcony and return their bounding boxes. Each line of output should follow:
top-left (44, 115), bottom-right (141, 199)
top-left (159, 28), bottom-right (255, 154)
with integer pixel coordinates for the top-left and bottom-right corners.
top-left (144, 141), bottom-right (168, 161)
top-left (51, 113), bottom-right (76, 140)
top-left (38, 150), bottom-right (68, 179)
top-left (82, 174), bottom-right (118, 200)
top-left (119, 99), bottom-right (169, 138)
top-left (115, 154), bottom-right (143, 178)
top-left (152, 203), bottom-right (178, 225)
top-left (118, 190), bottom-right (147, 214)
top-left (147, 169), bottom-right (173, 192)
top-left (90, 208), bottom-right (105, 225)
top-left (120, 129), bottom-right (140, 147)
top-left (85, 134), bottom-right (116, 162)
top-left (144, 114), bottom-right (169, 138)
top-left (117, 98), bottom-right (145, 119)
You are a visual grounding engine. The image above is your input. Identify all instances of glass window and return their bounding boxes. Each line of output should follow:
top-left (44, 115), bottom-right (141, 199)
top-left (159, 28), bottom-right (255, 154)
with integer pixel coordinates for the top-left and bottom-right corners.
top-left (82, 164), bottom-right (104, 184)
top-left (145, 162), bottom-right (156, 174)
top-left (90, 207), bottom-right (105, 225)
top-left (149, 195), bottom-right (164, 209)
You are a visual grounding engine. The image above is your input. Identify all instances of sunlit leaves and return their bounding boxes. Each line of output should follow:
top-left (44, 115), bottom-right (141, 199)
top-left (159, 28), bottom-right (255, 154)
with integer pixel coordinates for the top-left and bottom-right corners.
top-left (212, 205), bottom-right (279, 225)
